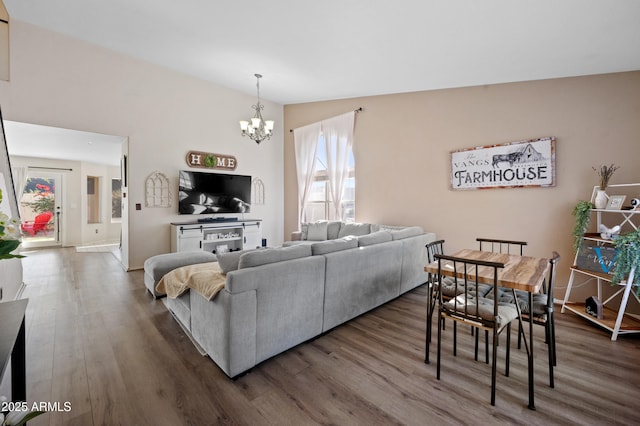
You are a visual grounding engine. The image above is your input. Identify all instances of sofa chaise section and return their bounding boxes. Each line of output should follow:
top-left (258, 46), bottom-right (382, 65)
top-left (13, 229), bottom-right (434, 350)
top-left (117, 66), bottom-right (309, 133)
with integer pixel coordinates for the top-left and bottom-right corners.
top-left (190, 248), bottom-right (326, 378)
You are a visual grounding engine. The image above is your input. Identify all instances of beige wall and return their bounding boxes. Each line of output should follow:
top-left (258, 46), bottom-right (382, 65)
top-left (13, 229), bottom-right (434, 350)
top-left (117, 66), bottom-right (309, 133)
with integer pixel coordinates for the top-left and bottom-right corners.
top-left (0, 20), bottom-right (285, 269)
top-left (284, 72), bottom-right (640, 302)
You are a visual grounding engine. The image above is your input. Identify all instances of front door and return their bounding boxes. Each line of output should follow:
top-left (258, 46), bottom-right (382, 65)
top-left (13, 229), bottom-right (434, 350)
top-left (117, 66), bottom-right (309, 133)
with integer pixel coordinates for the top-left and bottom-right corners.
top-left (19, 171), bottom-right (63, 248)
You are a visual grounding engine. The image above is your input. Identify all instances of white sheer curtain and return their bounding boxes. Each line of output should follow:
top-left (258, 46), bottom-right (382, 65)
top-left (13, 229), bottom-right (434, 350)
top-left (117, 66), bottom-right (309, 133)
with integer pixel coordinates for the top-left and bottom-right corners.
top-left (322, 111), bottom-right (355, 220)
top-left (293, 122), bottom-right (322, 224)
top-left (11, 165), bottom-right (28, 203)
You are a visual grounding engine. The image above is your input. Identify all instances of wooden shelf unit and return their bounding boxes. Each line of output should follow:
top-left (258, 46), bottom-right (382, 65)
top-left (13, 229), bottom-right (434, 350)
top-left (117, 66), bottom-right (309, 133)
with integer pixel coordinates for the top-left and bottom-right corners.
top-left (561, 183), bottom-right (640, 341)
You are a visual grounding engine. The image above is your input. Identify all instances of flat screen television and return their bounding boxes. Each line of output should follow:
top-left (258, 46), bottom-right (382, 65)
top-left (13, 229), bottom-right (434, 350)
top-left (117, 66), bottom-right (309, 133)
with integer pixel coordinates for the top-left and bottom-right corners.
top-left (178, 170), bottom-right (251, 215)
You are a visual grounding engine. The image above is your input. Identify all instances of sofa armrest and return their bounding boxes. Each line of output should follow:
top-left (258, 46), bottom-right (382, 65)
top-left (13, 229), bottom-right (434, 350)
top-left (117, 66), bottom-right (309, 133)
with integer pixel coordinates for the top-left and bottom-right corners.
top-left (190, 289), bottom-right (257, 378)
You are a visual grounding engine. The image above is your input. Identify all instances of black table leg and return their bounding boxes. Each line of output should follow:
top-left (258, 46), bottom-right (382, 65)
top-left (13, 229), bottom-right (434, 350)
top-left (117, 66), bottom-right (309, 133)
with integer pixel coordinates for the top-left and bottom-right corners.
top-left (528, 291), bottom-right (535, 410)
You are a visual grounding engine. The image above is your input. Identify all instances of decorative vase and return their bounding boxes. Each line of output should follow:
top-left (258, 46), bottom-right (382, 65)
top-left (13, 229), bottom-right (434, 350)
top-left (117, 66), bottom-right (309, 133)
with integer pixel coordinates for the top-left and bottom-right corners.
top-left (594, 189), bottom-right (608, 209)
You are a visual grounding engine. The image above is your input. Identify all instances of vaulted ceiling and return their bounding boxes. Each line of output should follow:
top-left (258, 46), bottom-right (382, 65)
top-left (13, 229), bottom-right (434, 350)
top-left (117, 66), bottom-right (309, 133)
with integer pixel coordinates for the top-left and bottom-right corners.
top-left (5, 0), bottom-right (640, 105)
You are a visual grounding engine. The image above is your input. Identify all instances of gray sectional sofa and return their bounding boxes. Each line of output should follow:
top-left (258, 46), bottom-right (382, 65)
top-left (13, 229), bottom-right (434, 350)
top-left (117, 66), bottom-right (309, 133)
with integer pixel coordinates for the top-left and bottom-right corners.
top-left (146, 221), bottom-right (435, 378)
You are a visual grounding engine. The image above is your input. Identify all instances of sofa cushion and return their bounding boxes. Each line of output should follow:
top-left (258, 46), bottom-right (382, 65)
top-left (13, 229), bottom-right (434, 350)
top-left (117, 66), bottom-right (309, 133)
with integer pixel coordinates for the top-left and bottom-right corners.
top-left (338, 222), bottom-right (371, 238)
top-left (144, 251), bottom-right (217, 282)
top-left (327, 221), bottom-right (343, 240)
top-left (357, 230), bottom-right (392, 247)
top-left (390, 226), bottom-right (424, 240)
top-left (217, 249), bottom-right (255, 273)
top-left (238, 244), bottom-right (312, 269)
top-left (311, 237), bottom-right (358, 255)
top-left (307, 221), bottom-right (329, 241)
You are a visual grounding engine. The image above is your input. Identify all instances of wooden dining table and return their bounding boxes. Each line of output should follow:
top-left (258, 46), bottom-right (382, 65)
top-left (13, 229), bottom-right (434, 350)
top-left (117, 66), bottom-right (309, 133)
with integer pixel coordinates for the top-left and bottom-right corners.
top-left (424, 249), bottom-right (550, 410)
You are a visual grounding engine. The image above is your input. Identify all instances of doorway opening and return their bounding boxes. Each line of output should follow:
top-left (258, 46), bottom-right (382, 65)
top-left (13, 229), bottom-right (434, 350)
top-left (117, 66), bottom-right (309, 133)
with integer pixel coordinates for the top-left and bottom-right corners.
top-left (4, 120), bottom-right (129, 269)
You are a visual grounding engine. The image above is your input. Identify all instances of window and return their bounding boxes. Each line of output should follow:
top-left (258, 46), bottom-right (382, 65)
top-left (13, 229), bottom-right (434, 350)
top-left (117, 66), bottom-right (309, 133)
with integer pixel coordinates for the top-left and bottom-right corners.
top-left (294, 111), bottom-right (356, 225)
top-left (87, 176), bottom-right (100, 224)
top-left (304, 135), bottom-right (355, 223)
top-left (112, 178), bottom-right (122, 221)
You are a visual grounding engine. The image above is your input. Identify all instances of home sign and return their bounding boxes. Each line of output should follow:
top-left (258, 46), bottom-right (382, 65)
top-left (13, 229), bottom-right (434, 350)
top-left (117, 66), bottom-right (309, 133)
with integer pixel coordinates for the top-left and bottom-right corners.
top-left (450, 137), bottom-right (556, 190)
top-left (186, 150), bottom-right (237, 171)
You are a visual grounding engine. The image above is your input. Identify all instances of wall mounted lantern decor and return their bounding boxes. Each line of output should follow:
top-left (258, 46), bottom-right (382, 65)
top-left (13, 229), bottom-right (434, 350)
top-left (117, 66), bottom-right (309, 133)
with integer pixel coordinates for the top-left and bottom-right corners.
top-left (239, 74), bottom-right (274, 144)
top-left (145, 171), bottom-right (171, 208)
top-left (252, 178), bottom-right (265, 205)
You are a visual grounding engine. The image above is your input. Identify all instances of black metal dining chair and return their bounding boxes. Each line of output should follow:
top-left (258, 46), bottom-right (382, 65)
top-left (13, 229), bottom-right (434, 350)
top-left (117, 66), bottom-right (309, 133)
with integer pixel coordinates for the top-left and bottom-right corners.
top-left (429, 253), bottom-right (519, 406)
top-left (475, 237), bottom-right (528, 361)
top-left (425, 240), bottom-right (446, 360)
top-left (477, 238), bottom-right (559, 387)
top-left (494, 252), bottom-right (560, 388)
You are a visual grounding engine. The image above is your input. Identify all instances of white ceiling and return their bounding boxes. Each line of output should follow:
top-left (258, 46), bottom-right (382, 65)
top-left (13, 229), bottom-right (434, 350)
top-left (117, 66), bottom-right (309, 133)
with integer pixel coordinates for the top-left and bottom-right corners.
top-left (4, 0), bottom-right (640, 105)
top-left (3, 121), bottom-right (125, 166)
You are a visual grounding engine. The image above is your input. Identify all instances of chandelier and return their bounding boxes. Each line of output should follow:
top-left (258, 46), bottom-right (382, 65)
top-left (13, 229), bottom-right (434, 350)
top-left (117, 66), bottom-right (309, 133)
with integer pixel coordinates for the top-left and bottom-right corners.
top-left (239, 73), bottom-right (274, 144)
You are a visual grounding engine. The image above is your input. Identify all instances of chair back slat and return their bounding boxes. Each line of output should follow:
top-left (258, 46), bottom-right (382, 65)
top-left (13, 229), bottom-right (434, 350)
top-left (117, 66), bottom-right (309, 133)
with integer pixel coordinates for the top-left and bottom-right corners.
top-left (426, 240), bottom-right (445, 263)
top-left (477, 237), bottom-right (527, 256)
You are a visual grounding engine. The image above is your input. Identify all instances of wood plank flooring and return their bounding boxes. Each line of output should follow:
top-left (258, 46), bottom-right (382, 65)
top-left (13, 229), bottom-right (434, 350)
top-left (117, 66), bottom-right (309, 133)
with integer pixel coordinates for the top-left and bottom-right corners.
top-left (14, 247), bottom-right (640, 425)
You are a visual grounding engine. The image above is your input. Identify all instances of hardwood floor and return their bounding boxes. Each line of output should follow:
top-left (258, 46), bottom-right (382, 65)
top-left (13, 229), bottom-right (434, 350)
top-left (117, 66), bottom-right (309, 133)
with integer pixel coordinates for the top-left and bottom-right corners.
top-left (15, 247), bottom-right (640, 425)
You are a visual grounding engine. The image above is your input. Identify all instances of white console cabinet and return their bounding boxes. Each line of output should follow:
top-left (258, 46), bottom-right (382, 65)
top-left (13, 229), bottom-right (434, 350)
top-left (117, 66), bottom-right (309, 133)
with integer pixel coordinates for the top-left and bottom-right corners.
top-left (170, 219), bottom-right (262, 256)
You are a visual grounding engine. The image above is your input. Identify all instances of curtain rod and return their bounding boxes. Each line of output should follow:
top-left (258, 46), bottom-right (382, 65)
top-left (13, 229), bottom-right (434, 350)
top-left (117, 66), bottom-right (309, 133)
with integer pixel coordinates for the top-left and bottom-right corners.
top-left (289, 107), bottom-right (363, 133)
top-left (29, 166), bottom-right (73, 171)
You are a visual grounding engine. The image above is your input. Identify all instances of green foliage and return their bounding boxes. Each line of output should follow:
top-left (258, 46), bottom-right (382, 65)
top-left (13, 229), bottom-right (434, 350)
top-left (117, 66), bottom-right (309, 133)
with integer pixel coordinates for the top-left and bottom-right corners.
top-left (205, 154), bottom-right (217, 168)
top-left (612, 229), bottom-right (640, 293)
top-left (21, 195), bottom-right (54, 215)
top-left (572, 200), bottom-right (594, 252)
top-left (0, 238), bottom-right (24, 260)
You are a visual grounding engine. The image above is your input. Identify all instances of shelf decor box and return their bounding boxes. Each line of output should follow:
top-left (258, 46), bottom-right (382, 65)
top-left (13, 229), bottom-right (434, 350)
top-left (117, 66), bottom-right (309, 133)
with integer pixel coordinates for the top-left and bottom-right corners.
top-left (576, 243), bottom-right (618, 275)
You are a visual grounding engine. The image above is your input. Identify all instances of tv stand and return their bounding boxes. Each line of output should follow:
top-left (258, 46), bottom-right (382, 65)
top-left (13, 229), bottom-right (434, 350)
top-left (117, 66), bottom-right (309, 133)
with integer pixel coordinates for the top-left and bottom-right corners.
top-left (170, 219), bottom-right (262, 256)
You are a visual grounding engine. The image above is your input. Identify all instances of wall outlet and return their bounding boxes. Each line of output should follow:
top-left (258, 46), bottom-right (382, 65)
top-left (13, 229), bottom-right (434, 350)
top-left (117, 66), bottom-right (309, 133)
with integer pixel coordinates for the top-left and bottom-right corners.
top-left (95, 229), bottom-right (99, 234)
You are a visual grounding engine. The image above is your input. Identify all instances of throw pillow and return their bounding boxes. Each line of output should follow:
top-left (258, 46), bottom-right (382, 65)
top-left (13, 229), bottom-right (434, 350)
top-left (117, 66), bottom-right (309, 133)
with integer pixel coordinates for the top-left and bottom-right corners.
top-left (338, 222), bottom-right (371, 238)
top-left (217, 249), bottom-right (255, 273)
top-left (300, 223), bottom-right (309, 240)
top-left (307, 221), bottom-right (329, 241)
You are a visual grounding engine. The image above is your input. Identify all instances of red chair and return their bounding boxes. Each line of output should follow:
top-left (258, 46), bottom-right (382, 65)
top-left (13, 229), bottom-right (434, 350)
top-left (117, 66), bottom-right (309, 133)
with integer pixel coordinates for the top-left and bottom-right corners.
top-left (21, 211), bottom-right (53, 237)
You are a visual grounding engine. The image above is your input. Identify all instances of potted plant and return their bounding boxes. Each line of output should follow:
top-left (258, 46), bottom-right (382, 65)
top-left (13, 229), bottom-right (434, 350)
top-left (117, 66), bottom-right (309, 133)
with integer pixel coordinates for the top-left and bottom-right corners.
top-left (612, 229), bottom-right (640, 295)
top-left (593, 164), bottom-right (619, 209)
top-left (0, 189), bottom-right (24, 260)
top-left (572, 200), bottom-right (595, 252)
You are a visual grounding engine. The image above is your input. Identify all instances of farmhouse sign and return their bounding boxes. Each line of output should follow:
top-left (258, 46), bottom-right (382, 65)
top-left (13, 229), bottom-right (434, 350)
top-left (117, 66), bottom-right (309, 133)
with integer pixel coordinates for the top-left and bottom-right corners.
top-left (450, 137), bottom-right (555, 190)
top-left (186, 150), bottom-right (237, 171)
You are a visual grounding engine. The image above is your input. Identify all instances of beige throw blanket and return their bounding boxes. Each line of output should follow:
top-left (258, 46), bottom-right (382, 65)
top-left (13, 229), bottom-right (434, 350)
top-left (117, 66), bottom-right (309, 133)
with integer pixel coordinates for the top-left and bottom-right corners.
top-left (156, 262), bottom-right (226, 301)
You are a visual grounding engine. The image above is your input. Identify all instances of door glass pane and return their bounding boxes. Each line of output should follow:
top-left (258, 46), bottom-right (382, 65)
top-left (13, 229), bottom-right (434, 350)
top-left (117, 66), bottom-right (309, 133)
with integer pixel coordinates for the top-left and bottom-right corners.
top-left (19, 176), bottom-right (56, 244)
